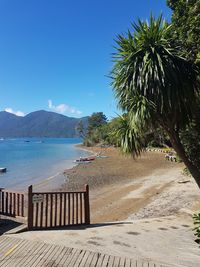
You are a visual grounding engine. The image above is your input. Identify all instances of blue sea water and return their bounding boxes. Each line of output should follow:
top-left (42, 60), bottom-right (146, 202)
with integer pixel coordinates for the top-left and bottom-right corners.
top-left (0, 138), bottom-right (90, 190)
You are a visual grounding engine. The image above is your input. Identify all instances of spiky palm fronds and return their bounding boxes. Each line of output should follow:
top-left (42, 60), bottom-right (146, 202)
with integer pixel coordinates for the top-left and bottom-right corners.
top-left (112, 15), bottom-right (200, 129)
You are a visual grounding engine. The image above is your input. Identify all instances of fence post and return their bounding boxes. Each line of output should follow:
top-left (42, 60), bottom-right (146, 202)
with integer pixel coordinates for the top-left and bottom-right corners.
top-left (84, 184), bottom-right (90, 225)
top-left (27, 185), bottom-right (33, 230)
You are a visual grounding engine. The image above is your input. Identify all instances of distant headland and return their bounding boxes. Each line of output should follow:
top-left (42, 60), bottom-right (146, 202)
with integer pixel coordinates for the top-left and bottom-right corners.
top-left (0, 110), bottom-right (88, 138)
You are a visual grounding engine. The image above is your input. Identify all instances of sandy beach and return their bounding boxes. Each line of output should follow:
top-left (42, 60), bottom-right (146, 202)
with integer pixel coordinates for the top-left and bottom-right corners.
top-left (11, 146), bottom-right (200, 267)
top-left (62, 146), bottom-right (200, 223)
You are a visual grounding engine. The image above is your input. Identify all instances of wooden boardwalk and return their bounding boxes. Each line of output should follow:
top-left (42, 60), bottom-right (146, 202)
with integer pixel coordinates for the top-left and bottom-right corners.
top-left (0, 236), bottom-right (172, 267)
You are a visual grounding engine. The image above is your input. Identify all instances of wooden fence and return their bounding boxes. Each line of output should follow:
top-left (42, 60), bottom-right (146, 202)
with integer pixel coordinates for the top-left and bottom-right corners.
top-left (0, 190), bottom-right (25, 218)
top-left (27, 184), bottom-right (90, 230)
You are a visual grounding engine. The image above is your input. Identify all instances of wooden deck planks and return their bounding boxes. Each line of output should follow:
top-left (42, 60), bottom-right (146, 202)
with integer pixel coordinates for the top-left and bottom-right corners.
top-left (9, 240), bottom-right (43, 267)
top-left (53, 247), bottom-right (73, 266)
top-left (30, 243), bottom-right (56, 267)
top-left (12, 241), bottom-right (46, 267)
top-left (77, 250), bottom-right (91, 267)
top-left (18, 241), bottom-right (46, 267)
top-left (0, 239), bottom-right (30, 267)
top-left (0, 236), bottom-right (173, 267)
top-left (107, 255), bottom-right (115, 267)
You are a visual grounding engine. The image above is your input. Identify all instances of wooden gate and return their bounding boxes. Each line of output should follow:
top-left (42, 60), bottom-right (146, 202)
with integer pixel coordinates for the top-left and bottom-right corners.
top-left (27, 185), bottom-right (90, 230)
top-left (0, 189), bottom-right (25, 219)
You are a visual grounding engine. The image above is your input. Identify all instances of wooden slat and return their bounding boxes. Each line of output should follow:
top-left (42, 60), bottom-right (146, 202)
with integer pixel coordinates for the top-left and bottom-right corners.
top-left (21, 194), bottom-right (24, 216)
top-left (84, 251), bottom-right (96, 266)
top-left (1, 242), bottom-right (37, 267)
top-left (89, 252), bottom-right (101, 267)
top-left (113, 256), bottom-right (120, 267)
top-left (56, 247), bottom-right (73, 266)
top-left (106, 255), bottom-right (115, 267)
top-left (10, 240), bottom-right (43, 267)
top-left (49, 246), bottom-right (69, 266)
top-left (35, 202), bottom-right (39, 227)
top-left (54, 194), bottom-right (57, 227)
top-left (72, 193), bottom-right (75, 225)
top-left (63, 193), bottom-right (66, 225)
top-left (74, 250), bottom-right (87, 267)
top-left (17, 194), bottom-right (20, 215)
top-left (80, 192), bottom-right (83, 224)
top-left (66, 249), bottom-right (82, 266)
top-left (63, 248), bottom-right (80, 266)
top-left (78, 250), bottom-right (91, 267)
top-left (96, 253), bottom-right (106, 266)
top-left (19, 242), bottom-right (47, 267)
top-left (41, 244), bottom-right (64, 267)
top-left (50, 194), bottom-right (53, 227)
top-left (5, 192), bottom-right (8, 214)
top-left (31, 244), bottom-right (55, 267)
top-left (9, 192), bottom-right (12, 215)
top-left (45, 194), bottom-right (48, 227)
top-left (119, 257), bottom-right (126, 267)
top-left (68, 193), bottom-right (71, 225)
top-left (125, 258), bottom-right (131, 267)
top-left (76, 193), bottom-right (78, 224)
top-left (13, 193), bottom-right (16, 216)
top-left (133, 260), bottom-right (141, 267)
top-left (0, 238), bottom-right (29, 267)
top-left (40, 201), bottom-right (44, 228)
top-left (59, 193), bottom-right (62, 226)
top-left (1, 191), bottom-right (4, 213)
top-left (32, 190), bottom-right (85, 194)
top-left (101, 254), bottom-right (109, 267)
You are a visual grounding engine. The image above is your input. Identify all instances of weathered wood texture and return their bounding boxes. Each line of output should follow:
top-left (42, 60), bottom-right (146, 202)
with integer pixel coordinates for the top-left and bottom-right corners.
top-left (0, 190), bottom-right (25, 218)
top-left (27, 184), bottom-right (90, 230)
top-left (0, 236), bottom-right (172, 267)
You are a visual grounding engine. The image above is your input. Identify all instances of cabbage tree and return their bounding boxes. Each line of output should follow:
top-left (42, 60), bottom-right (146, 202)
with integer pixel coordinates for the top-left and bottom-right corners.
top-left (111, 15), bottom-right (200, 188)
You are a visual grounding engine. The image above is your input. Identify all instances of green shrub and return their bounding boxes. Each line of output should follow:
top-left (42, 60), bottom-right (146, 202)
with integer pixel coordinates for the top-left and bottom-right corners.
top-left (193, 213), bottom-right (200, 246)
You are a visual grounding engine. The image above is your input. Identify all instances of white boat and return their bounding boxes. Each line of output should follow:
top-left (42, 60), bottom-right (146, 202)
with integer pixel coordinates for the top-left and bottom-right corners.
top-left (0, 167), bottom-right (6, 173)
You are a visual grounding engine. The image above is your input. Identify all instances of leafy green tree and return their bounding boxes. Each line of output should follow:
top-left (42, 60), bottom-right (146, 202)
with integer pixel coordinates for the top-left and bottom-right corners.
top-left (167, 0), bottom-right (200, 173)
top-left (76, 120), bottom-right (86, 138)
top-left (87, 112), bottom-right (107, 133)
top-left (84, 112), bottom-right (108, 146)
top-left (167, 0), bottom-right (200, 63)
top-left (111, 15), bottom-right (200, 187)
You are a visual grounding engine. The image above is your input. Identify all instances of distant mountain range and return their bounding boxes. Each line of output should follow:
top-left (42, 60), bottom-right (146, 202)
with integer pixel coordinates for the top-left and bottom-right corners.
top-left (0, 110), bottom-right (88, 138)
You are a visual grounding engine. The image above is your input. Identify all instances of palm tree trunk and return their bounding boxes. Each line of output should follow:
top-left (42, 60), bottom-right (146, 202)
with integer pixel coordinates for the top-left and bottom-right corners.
top-left (167, 129), bottom-right (200, 189)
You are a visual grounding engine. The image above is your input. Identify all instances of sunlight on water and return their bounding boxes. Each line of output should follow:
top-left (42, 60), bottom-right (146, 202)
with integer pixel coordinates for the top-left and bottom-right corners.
top-left (0, 138), bottom-right (89, 190)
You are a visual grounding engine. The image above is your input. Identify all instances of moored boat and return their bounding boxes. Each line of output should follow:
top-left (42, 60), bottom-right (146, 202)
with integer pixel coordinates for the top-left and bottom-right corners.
top-left (0, 167), bottom-right (7, 173)
top-left (75, 156), bottom-right (95, 163)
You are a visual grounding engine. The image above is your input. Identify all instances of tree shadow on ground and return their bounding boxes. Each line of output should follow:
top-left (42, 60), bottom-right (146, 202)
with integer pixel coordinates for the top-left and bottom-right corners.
top-left (0, 218), bottom-right (23, 235)
top-left (27, 221), bottom-right (133, 232)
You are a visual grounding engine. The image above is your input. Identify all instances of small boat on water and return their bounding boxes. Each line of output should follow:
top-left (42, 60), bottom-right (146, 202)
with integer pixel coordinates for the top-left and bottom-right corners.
top-left (0, 167), bottom-right (7, 173)
top-left (74, 156), bottom-right (95, 163)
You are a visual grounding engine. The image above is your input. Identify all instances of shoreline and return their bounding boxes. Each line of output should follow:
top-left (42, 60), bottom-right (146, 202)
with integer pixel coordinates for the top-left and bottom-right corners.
top-left (60, 145), bottom-right (200, 223)
top-left (2, 142), bottom-right (91, 192)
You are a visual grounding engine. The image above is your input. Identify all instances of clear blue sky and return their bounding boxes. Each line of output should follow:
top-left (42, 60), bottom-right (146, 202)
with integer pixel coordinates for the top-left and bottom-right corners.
top-left (0, 0), bottom-right (171, 119)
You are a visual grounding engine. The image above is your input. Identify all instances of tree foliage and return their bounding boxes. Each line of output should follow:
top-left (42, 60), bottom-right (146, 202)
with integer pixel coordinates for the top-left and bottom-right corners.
top-left (167, 0), bottom-right (200, 63)
top-left (83, 112), bottom-right (108, 146)
top-left (111, 15), bottom-right (200, 187)
top-left (167, 0), bottom-right (200, 172)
